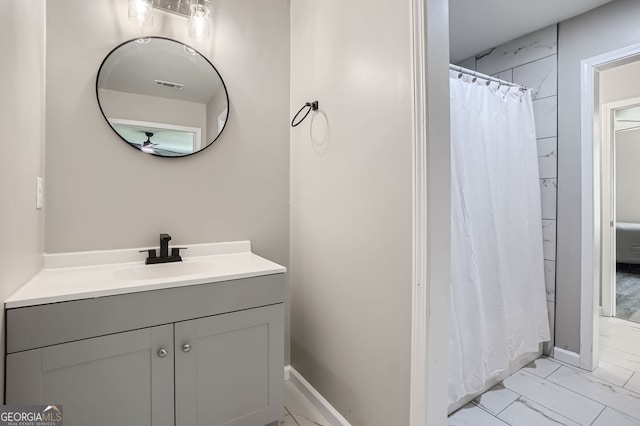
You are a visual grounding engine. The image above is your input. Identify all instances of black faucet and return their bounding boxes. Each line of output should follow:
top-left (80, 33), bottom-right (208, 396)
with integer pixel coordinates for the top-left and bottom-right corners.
top-left (140, 233), bottom-right (185, 265)
top-left (159, 233), bottom-right (171, 258)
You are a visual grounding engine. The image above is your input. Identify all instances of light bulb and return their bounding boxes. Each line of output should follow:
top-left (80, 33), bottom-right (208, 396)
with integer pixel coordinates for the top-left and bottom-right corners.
top-left (188, 2), bottom-right (210, 40)
top-left (129, 0), bottom-right (153, 27)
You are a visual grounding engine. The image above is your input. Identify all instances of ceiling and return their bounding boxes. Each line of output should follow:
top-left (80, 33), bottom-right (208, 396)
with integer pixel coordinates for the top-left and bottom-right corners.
top-left (98, 38), bottom-right (223, 104)
top-left (449, 0), bottom-right (614, 63)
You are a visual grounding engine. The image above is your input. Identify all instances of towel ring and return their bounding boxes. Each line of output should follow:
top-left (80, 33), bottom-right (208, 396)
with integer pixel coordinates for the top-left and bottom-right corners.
top-left (291, 101), bottom-right (319, 127)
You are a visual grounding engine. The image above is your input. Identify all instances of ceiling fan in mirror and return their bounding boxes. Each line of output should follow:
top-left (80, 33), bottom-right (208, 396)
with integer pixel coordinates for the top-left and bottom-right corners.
top-left (141, 132), bottom-right (158, 154)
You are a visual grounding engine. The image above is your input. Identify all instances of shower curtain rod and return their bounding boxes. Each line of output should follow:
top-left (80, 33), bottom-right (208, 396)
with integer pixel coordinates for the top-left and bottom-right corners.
top-left (449, 64), bottom-right (526, 91)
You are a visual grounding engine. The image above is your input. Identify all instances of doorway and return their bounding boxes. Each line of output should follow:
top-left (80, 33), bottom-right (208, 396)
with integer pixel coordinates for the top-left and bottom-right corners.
top-left (602, 99), bottom-right (640, 324)
top-left (598, 94), bottom-right (640, 375)
top-left (581, 45), bottom-right (640, 372)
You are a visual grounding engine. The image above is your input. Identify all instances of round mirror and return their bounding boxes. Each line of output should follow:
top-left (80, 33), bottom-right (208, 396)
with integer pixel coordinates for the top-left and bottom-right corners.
top-left (96, 37), bottom-right (229, 157)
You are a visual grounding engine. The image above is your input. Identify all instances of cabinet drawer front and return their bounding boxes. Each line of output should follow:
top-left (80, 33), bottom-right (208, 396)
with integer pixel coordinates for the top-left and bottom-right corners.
top-left (7, 274), bottom-right (284, 353)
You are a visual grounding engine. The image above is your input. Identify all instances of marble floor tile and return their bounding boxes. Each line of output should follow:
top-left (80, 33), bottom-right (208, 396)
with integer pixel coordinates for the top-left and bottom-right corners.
top-left (547, 366), bottom-right (640, 420)
top-left (284, 381), bottom-right (331, 426)
top-left (551, 358), bottom-right (634, 387)
top-left (600, 345), bottom-right (640, 373)
top-left (448, 404), bottom-right (509, 426)
top-left (501, 370), bottom-right (604, 425)
top-left (498, 397), bottom-right (581, 426)
top-left (624, 373), bottom-right (640, 394)
top-left (592, 407), bottom-right (640, 426)
top-left (279, 410), bottom-right (300, 426)
top-left (600, 333), bottom-right (640, 357)
top-left (589, 360), bottom-right (635, 387)
top-left (473, 383), bottom-right (519, 415)
top-left (513, 55), bottom-right (557, 100)
top-left (522, 356), bottom-right (560, 379)
top-left (601, 316), bottom-right (640, 343)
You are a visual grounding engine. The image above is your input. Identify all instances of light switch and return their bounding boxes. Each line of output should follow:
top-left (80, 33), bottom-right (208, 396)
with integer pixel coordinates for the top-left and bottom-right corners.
top-left (36, 177), bottom-right (44, 209)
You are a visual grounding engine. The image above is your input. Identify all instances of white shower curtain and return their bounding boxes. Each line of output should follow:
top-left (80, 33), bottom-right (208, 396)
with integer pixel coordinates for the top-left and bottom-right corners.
top-left (448, 72), bottom-right (551, 408)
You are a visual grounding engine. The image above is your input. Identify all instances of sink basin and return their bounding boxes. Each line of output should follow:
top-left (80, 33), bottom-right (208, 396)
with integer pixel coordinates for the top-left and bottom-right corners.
top-left (114, 261), bottom-right (213, 281)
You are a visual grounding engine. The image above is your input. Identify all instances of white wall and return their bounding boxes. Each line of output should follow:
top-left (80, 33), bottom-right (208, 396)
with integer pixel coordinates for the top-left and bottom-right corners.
top-left (45, 0), bottom-right (289, 257)
top-left (615, 129), bottom-right (640, 222)
top-left (98, 89), bottom-right (207, 146)
top-left (557, 0), bottom-right (640, 353)
top-left (290, 0), bottom-right (414, 424)
top-left (0, 0), bottom-right (46, 401)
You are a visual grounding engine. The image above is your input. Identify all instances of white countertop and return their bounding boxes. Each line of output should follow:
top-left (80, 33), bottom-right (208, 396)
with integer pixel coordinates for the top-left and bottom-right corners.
top-left (6, 241), bottom-right (286, 309)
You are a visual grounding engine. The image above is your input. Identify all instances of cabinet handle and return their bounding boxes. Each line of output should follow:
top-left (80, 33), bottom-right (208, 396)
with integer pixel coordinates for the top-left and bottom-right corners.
top-left (182, 343), bottom-right (192, 353)
top-left (158, 348), bottom-right (168, 358)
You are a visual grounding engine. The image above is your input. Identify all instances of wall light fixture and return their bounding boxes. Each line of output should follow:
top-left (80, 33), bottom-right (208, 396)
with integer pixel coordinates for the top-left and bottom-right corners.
top-left (188, 0), bottom-right (211, 40)
top-left (128, 0), bottom-right (211, 40)
top-left (128, 0), bottom-right (153, 27)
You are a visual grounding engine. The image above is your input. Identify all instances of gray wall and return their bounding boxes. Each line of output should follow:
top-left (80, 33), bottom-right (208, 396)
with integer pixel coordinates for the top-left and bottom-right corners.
top-left (615, 129), bottom-right (640, 222)
top-left (455, 25), bottom-right (559, 355)
top-left (0, 0), bottom-right (46, 401)
top-left (45, 0), bottom-right (289, 257)
top-left (45, 0), bottom-right (290, 359)
top-left (557, 0), bottom-right (640, 353)
top-left (290, 0), bottom-right (414, 423)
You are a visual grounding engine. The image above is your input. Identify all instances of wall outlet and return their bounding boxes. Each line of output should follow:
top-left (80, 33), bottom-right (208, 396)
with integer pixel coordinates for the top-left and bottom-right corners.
top-left (36, 177), bottom-right (44, 209)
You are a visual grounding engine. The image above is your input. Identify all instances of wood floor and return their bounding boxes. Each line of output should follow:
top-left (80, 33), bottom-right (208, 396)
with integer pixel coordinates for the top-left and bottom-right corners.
top-left (448, 317), bottom-right (640, 425)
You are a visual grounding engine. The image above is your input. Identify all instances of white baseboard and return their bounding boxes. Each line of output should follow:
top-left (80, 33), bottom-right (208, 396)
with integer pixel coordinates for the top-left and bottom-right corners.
top-left (285, 365), bottom-right (351, 426)
top-left (284, 365), bottom-right (290, 381)
top-left (553, 347), bottom-right (580, 367)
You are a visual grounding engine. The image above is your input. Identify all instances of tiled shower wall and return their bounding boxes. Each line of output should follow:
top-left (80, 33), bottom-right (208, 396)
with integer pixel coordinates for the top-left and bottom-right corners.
top-left (455, 25), bottom-right (559, 355)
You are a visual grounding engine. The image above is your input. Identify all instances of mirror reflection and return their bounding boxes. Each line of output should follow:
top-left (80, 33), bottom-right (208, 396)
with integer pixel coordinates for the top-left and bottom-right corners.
top-left (96, 37), bottom-right (229, 157)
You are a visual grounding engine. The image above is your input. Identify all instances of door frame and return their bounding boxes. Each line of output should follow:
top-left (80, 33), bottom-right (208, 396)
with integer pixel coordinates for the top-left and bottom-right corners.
top-left (579, 43), bottom-right (640, 371)
top-left (409, 0), bottom-right (450, 424)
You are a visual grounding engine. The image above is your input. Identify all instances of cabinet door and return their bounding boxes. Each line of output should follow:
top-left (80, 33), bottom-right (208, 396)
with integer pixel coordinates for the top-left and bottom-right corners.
top-left (6, 325), bottom-right (174, 426)
top-left (175, 304), bottom-right (284, 426)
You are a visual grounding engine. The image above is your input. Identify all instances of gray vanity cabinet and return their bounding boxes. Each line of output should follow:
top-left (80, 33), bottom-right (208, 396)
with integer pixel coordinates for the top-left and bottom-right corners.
top-left (5, 274), bottom-right (285, 426)
top-left (6, 325), bottom-right (175, 426)
top-left (175, 304), bottom-right (284, 425)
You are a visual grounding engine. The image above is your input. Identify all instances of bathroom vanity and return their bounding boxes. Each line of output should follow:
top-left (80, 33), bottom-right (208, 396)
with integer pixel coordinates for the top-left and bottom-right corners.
top-left (4, 242), bottom-right (285, 426)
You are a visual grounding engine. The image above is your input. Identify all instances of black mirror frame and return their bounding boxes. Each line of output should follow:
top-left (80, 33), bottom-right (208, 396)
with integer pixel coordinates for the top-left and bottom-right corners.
top-left (95, 36), bottom-right (230, 158)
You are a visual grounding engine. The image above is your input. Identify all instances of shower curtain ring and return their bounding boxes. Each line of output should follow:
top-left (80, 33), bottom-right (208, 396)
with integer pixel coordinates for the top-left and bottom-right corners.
top-left (472, 71), bottom-right (478, 83)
